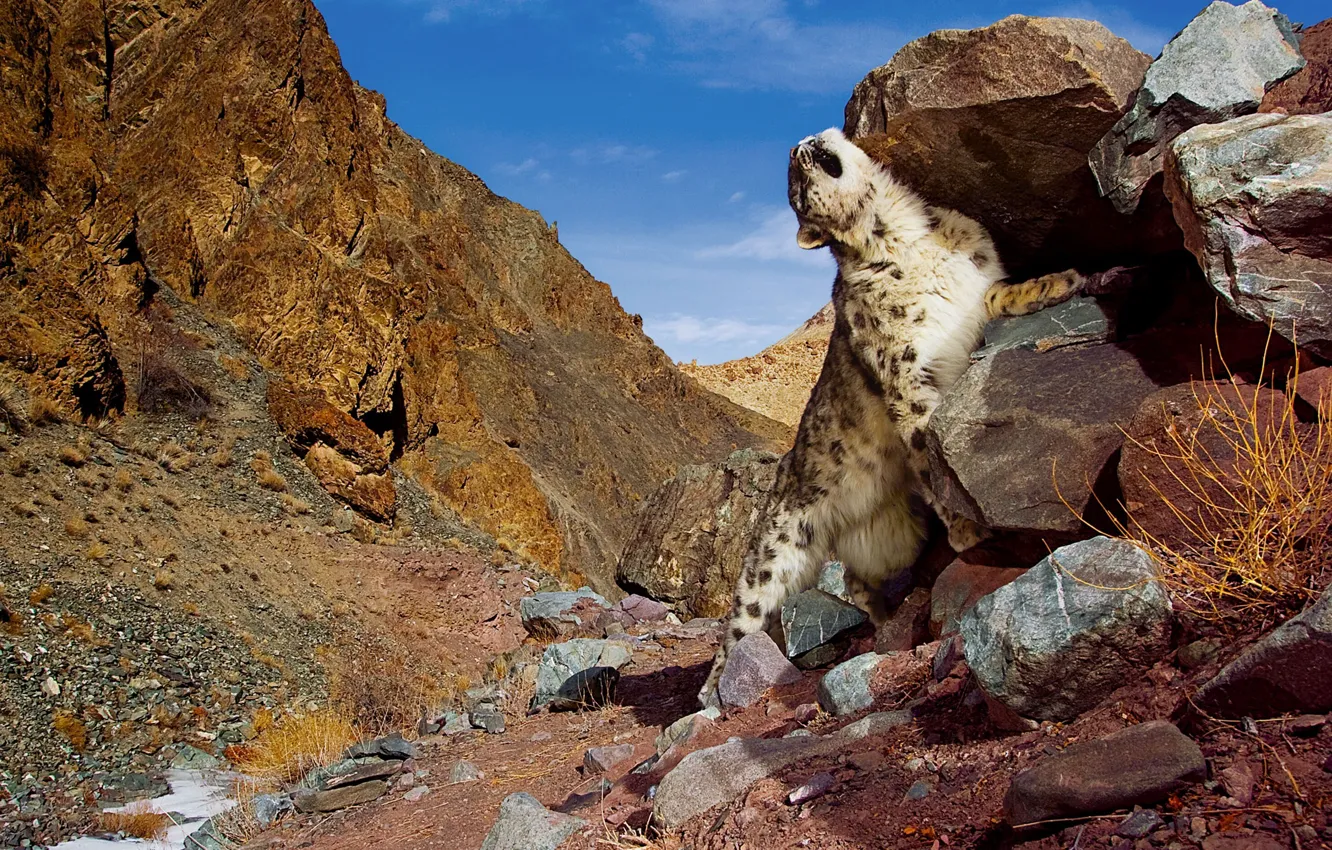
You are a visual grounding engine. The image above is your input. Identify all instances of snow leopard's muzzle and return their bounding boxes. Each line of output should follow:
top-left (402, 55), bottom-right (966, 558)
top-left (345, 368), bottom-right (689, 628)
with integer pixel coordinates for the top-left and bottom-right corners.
top-left (788, 136), bottom-right (844, 217)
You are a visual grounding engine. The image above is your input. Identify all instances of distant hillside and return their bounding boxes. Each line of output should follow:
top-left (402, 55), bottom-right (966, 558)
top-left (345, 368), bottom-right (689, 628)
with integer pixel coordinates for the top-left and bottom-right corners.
top-left (679, 303), bottom-right (833, 430)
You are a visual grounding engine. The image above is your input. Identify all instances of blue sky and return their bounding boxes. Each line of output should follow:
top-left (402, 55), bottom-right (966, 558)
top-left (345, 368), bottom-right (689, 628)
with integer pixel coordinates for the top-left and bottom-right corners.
top-left (313, 0), bottom-right (1326, 364)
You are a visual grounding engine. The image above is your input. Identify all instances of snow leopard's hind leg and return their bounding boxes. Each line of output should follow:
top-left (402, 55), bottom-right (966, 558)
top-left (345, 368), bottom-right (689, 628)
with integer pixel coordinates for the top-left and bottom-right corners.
top-left (697, 505), bottom-right (826, 709)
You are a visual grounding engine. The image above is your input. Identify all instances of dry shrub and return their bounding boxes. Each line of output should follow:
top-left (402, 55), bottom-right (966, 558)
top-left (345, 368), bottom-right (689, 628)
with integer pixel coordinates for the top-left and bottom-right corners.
top-left (281, 494), bottom-right (310, 515)
top-left (28, 395), bottom-right (62, 425)
top-left (153, 570), bottom-right (174, 591)
top-left (131, 322), bottom-right (213, 418)
top-left (94, 803), bottom-right (170, 840)
top-left (53, 709), bottom-right (87, 751)
top-left (29, 583), bottom-right (54, 605)
top-left (86, 541), bottom-right (110, 561)
top-left (62, 613), bottom-right (103, 645)
top-left (219, 354), bottom-right (250, 382)
top-left (157, 441), bottom-right (194, 473)
top-left (329, 643), bottom-right (447, 738)
top-left (1112, 352), bottom-right (1332, 627)
top-left (58, 445), bottom-right (87, 467)
top-left (257, 468), bottom-right (287, 492)
top-left (212, 446), bottom-right (233, 468)
top-left (113, 469), bottom-right (134, 493)
top-left (228, 710), bottom-right (357, 789)
top-left (64, 517), bottom-right (89, 538)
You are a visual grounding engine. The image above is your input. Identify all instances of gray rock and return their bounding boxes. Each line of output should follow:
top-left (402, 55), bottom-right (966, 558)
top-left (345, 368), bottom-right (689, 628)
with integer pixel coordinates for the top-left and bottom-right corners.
top-left (403, 785), bottom-right (430, 802)
top-left (1164, 112), bottom-right (1332, 358)
top-left (656, 705), bottom-right (721, 754)
top-left (450, 761), bottom-right (483, 783)
top-left (531, 638), bottom-right (633, 710)
top-left (346, 732), bottom-right (418, 760)
top-left (838, 709), bottom-right (914, 740)
top-left (293, 779), bottom-right (389, 813)
top-left (584, 744), bottom-right (636, 774)
top-left (322, 758), bottom-right (402, 789)
top-left (1117, 809), bottom-right (1163, 838)
top-left (904, 779), bottom-right (935, 801)
top-left (961, 537), bottom-right (1172, 722)
top-left (170, 745), bottom-right (221, 771)
top-left (817, 652), bottom-right (886, 716)
top-left (653, 736), bottom-right (837, 828)
top-left (547, 666), bottom-right (620, 711)
top-left (519, 588), bottom-right (610, 638)
top-left (441, 711), bottom-right (471, 735)
top-left (1194, 584), bottom-right (1332, 717)
top-left (1004, 721), bottom-right (1205, 826)
top-left (787, 772), bottom-right (834, 805)
top-left (816, 561), bottom-right (853, 603)
top-left (1090, 0), bottom-right (1304, 214)
top-left (184, 818), bottom-right (237, 850)
top-left (973, 297), bottom-right (1115, 361)
top-left (480, 792), bottom-right (586, 850)
top-left (781, 589), bottom-right (867, 668)
top-left (250, 793), bottom-right (293, 828)
top-left (619, 594), bottom-right (669, 622)
top-left (471, 702), bottom-right (505, 733)
top-left (718, 631), bottom-right (803, 708)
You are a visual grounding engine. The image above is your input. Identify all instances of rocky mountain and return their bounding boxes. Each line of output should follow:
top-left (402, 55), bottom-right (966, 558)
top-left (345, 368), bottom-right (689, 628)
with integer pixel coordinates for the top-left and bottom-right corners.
top-left (0, 0), bottom-right (786, 592)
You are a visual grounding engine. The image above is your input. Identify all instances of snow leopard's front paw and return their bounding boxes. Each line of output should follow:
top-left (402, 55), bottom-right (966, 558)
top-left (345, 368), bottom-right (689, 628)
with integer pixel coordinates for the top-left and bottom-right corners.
top-left (946, 515), bottom-right (991, 553)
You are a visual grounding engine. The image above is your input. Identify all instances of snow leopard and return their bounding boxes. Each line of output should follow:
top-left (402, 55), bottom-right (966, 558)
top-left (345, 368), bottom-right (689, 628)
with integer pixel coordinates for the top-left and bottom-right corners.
top-left (698, 128), bottom-right (1083, 708)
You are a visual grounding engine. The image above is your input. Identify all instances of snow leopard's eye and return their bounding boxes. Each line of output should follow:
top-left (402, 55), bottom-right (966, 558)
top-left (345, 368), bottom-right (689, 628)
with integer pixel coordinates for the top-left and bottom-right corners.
top-left (812, 147), bottom-right (842, 179)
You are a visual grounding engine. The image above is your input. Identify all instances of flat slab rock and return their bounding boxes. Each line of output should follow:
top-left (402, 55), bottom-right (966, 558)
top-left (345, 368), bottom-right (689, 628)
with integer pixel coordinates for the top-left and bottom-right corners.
top-left (781, 589), bottom-right (867, 666)
top-left (1005, 721), bottom-right (1205, 826)
top-left (718, 631), bottom-right (802, 708)
top-left (961, 536), bottom-right (1172, 722)
top-left (653, 735), bottom-right (839, 829)
top-left (480, 792), bottom-right (586, 850)
top-left (519, 588), bottom-right (610, 638)
top-left (1194, 584), bottom-right (1332, 717)
top-left (293, 779), bottom-right (389, 813)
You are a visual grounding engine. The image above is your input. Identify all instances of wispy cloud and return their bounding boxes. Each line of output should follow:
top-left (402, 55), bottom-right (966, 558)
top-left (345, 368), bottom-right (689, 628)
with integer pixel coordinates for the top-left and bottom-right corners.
top-left (495, 157), bottom-right (540, 175)
top-left (620, 31), bottom-right (654, 62)
top-left (1043, 3), bottom-right (1171, 55)
top-left (644, 314), bottom-right (788, 347)
top-left (728, 191), bottom-right (746, 203)
top-left (696, 206), bottom-right (829, 268)
top-left (661, 169), bottom-right (687, 182)
top-left (402, 0), bottom-right (545, 23)
top-left (640, 0), bottom-right (904, 92)
top-left (570, 143), bottom-right (659, 165)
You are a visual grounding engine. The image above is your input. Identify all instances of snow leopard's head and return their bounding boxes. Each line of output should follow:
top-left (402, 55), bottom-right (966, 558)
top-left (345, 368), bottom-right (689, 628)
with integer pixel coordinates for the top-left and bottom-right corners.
top-left (787, 128), bottom-right (882, 250)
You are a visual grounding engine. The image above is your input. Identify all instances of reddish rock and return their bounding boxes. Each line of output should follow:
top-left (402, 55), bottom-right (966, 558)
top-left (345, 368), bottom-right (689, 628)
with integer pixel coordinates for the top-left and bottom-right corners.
top-left (1294, 365), bottom-right (1332, 412)
top-left (267, 379), bottom-right (390, 473)
top-left (1119, 382), bottom-right (1299, 546)
top-left (875, 588), bottom-right (932, 652)
top-left (929, 559), bottom-right (1027, 638)
top-left (1261, 19), bottom-right (1332, 115)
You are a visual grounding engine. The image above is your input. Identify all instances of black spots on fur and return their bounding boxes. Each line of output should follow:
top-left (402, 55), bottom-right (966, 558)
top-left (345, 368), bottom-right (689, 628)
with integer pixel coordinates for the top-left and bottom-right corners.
top-left (887, 402), bottom-right (901, 423)
top-left (926, 212), bottom-right (941, 229)
top-left (872, 217), bottom-right (887, 239)
top-left (867, 260), bottom-right (903, 280)
top-left (919, 467), bottom-right (932, 487)
top-left (901, 344), bottom-right (918, 363)
top-left (921, 368), bottom-right (940, 390)
top-left (910, 428), bottom-right (928, 451)
top-left (797, 520), bottom-right (815, 548)
top-left (889, 355), bottom-right (901, 379)
top-left (757, 569), bottom-right (773, 584)
top-left (776, 531), bottom-right (790, 544)
top-left (852, 311), bottom-right (867, 329)
top-left (912, 309), bottom-right (928, 325)
top-left (888, 304), bottom-right (906, 321)
top-left (971, 250), bottom-right (989, 267)
top-left (910, 400), bottom-right (928, 416)
top-left (731, 626), bottom-right (747, 641)
top-left (828, 439), bottom-right (845, 464)
top-left (745, 602), bottom-right (762, 618)
top-left (763, 545), bottom-right (777, 561)
top-left (851, 349), bottom-right (886, 398)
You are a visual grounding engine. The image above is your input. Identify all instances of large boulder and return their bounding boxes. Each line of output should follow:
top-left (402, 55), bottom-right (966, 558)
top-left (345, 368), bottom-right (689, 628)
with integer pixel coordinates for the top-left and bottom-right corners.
top-left (845, 16), bottom-right (1158, 277)
top-left (530, 639), bottom-right (632, 711)
top-left (1119, 382), bottom-right (1296, 546)
top-left (1194, 585), bottom-right (1332, 717)
top-left (480, 792), bottom-right (585, 850)
top-left (1260, 19), bottom-right (1332, 115)
top-left (718, 632), bottom-right (803, 709)
top-left (1164, 112), bottom-right (1332, 358)
top-left (961, 537), bottom-right (1173, 722)
top-left (1005, 721), bottom-right (1206, 827)
top-left (1090, 0), bottom-right (1305, 216)
top-left (616, 448), bottom-right (780, 619)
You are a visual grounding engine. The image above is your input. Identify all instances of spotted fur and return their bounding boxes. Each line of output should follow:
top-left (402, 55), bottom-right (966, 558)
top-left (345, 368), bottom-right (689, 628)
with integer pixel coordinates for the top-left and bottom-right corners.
top-left (698, 128), bottom-right (1083, 708)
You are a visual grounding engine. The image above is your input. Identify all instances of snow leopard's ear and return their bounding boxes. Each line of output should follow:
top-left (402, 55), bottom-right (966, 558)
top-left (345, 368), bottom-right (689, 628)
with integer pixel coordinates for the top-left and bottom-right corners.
top-left (796, 221), bottom-right (830, 249)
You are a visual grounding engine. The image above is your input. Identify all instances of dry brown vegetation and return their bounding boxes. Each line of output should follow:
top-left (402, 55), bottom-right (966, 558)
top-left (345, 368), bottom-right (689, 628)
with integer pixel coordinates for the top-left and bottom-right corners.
top-left (329, 643), bottom-right (449, 738)
top-left (29, 583), bottom-right (54, 605)
top-left (93, 803), bottom-right (171, 840)
top-left (1112, 350), bottom-right (1331, 627)
top-left (27, 395), bottom-right (62, 425)
top-left (58, 444), bottom-right (87, 466)
top-left (152, 569), bottom-right (175, 591)
top-left (52, 709), bottom-right (87, 752)
top-left (228, 710), bottom-right (358, 790)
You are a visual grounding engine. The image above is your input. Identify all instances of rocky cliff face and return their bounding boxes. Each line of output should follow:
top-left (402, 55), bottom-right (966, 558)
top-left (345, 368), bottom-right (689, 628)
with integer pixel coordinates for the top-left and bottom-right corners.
top-left (0, 0), bottom-right (785, 590)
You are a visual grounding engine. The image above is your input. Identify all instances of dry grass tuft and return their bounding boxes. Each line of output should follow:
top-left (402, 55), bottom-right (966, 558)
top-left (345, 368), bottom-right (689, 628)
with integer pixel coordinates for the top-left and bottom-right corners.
top-left (1110, 346), bottom-right (1332, 627)
top-left (64, 516), bottom-right (90, 538)
top-left (58, 445), bottom-right (87, 467)
top-left (152, 570), bottom-right (175, 591)
top-left (29, 583), bottom-right (54, 605)
top-left (329, 643), bottom-right (449, 738)
top-left (220, 354), bottom-right (250, 382)
top-left (156, 441), bottom-right (194, 473)
top-left (228, 710), bottom-right (358, 789)
top-left (28, 395), bottom-right (62, 425)
top-left (94, 803), bottom-right (170, 840)
top-left (257, 468), bottom-right (287, 492)
top-left (281, 493), bottom-right (311, 515)
top-left (53, 709), bottom-right (87, 751)
top-left (86, 540), bottom-right (110, 561)
top-left (113, 469), bottom-right (134, 493)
